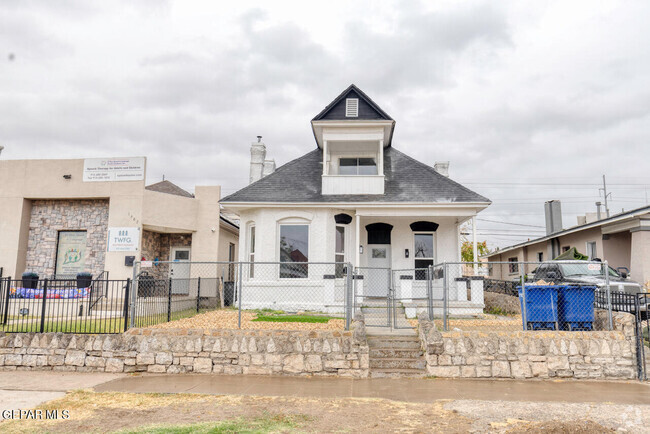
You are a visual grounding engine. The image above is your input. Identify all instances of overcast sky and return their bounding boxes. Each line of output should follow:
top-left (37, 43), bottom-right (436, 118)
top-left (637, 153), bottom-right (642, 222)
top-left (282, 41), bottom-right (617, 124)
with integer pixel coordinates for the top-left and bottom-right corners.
top-left (2, 0), bottom-right (649, 250)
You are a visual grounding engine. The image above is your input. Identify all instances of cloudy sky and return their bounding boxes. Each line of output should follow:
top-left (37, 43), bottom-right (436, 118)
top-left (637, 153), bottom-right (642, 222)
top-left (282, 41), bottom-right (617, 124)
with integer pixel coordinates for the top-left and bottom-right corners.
top-left (2, 0), bottom-right (649, 249)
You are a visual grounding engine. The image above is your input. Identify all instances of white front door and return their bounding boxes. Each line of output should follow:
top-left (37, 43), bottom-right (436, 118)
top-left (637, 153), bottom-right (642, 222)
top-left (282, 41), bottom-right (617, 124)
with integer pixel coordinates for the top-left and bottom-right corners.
top-left (366, 245), bottom-right (391, 297)
top-left (170, 247), bottom-right (191, 295)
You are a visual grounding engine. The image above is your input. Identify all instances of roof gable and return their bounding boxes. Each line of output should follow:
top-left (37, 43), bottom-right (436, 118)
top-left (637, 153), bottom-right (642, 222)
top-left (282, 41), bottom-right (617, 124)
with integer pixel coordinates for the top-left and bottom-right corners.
top-left (312, 84), bottom-right (393, 121)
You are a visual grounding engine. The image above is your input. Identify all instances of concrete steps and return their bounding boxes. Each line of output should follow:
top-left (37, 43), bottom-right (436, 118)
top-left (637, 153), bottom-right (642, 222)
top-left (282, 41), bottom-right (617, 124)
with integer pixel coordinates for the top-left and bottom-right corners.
top-left (367, 334), bottom-right (426, 378)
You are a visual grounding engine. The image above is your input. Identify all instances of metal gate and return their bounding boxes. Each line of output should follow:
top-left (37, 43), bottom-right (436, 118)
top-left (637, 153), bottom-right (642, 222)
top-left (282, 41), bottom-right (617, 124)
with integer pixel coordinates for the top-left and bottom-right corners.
top-left (391, 268), bottom-right (432, 329)
top-left (636, 294), bottom-right (649, 381)
top-left (354, 267), bottom-right (392, 327)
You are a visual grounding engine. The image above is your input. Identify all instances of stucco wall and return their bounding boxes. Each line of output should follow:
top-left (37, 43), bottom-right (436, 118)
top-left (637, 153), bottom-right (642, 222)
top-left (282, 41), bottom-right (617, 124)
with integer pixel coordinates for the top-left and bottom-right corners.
top-left (25, 199), bottom-right (109, 278)
top-left (0, 159), bottom-right (226, 281)
top-left (237, 208), bottom-right (460, 268)
top-left (631, 230), bottom-right (650, 288)
top-left (602, 231), bottom-right (631, 272)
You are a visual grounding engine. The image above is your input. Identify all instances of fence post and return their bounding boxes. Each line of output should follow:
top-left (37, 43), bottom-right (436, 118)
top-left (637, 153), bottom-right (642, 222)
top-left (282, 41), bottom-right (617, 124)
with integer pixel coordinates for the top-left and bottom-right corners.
top-left (345, 263), bottom-right (352, 330)
top-left (40, 279), bottom-right (48, 333)
top-left (604, 260), bottom-right (613, 330)
top-left (196, 277), bottom-right (201, 313)
top-left (237, 262), bottom-right (243, 329)
top-left (167, 277), bottom-right (172, 322)
top-left (520, 263), bottom-right (527, 331)
top-left (129, 263), bottom-right (137, 329)
top-left (442, 263), bottom-right (448, 331)
top-left (123, 279), bottom-right (131, 332)
top-left (427, 265), bottom-right (433, 321)
top-left (2, 277), bottom-right (10, 325)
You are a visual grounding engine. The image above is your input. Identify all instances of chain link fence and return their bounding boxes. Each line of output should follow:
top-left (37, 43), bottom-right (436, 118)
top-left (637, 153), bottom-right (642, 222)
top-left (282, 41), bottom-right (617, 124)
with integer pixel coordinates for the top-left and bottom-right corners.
top-left (431, 260), bottom-right (642, 333)
top-left (131, 261), bottom-right (352, 330)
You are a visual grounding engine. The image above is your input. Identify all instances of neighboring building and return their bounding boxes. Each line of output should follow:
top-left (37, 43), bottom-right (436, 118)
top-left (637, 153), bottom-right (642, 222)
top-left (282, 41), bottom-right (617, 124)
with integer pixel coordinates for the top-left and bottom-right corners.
top-left (222, 84), bottom-right (491, 314)
top-left (484, 203), bottom-right (650, 287)
top-left (0, 157), bottom-right (238, 281)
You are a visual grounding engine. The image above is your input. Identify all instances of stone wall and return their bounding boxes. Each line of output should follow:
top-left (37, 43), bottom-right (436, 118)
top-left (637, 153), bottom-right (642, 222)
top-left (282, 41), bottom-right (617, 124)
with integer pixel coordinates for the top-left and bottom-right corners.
top-left (0, 325), bottom-right (369, 377)
top-left (141, 231), bottom-right (192, 280)
top-left (25, 199), bottom-right (109, 277)
top-left (417, 311), bottom-right (637, 380)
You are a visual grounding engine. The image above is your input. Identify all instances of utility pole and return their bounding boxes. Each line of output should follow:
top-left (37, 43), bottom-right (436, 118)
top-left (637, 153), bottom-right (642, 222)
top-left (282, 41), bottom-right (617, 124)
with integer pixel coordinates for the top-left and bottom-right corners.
top-left (600, 175), bottom-right (611, 218)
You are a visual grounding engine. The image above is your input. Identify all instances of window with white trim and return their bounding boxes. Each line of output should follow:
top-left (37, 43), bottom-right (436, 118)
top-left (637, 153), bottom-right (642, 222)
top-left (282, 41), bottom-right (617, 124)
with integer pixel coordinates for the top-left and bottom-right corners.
top-left (279, 224), bottom-right (309, 278)
top-left (414, 233), bottom-right (434, 280)
top-left (345, 98), bottom-right (358, 117)
top-left (537, 252), bottom-right (543, 262)
top-left (248, 225), bottom-right (255, 278)
top-left (339, 157), bottom-right (377, 175)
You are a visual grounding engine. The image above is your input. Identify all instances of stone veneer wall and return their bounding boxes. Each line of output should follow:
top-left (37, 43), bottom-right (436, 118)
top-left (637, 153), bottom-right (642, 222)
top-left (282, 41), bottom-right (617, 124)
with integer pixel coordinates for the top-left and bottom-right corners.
top-left (25, 199), bottom-right (109, 277)
top-left (417, 311), bottom-right (638, 380)
top-left (0, 323), bottom-right (369, 377)
top-left (141, 231), bottom-right (192, 280)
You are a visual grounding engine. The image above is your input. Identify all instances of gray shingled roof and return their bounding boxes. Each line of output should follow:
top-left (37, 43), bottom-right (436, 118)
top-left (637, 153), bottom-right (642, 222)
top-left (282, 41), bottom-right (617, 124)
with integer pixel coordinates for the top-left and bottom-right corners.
top-left (145, 180), bottom-right (194, 198)
top-left (221, 147), bottom-right (490, 204)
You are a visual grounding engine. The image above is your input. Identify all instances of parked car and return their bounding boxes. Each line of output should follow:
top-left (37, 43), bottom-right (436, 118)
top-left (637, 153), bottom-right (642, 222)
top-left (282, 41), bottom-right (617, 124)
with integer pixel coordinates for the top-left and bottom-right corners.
top-left (527, 260), bottom-right (645, 315)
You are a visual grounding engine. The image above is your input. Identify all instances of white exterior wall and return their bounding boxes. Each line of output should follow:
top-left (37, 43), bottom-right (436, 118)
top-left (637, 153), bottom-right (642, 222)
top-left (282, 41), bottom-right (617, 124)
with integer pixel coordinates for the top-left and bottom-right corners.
top-left (233, 207), bottom-right (481, 314)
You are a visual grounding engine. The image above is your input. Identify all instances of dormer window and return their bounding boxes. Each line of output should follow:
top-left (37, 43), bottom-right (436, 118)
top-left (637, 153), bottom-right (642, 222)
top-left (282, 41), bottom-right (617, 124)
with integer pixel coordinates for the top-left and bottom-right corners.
top-left (339, 158), bottom-right (377, 175)
top-left (345, 98), bottom-right (358, 117)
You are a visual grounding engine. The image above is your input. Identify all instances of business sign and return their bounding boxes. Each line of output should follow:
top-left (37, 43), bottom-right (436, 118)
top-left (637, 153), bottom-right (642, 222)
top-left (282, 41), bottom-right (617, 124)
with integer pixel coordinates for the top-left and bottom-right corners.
top-left (83, 157), bottom-right (145, 182)
top-left (107, 227), bottom-right (140, 252)
top-left (55, 231), bottom-right (87, 275)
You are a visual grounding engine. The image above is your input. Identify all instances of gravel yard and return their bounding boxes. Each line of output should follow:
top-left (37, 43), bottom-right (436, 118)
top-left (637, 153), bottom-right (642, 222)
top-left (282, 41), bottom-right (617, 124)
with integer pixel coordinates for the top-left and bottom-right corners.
top-left (150, 309), bottom-right (345, 331)
top-left (434, 314), bottom-right (522, 332)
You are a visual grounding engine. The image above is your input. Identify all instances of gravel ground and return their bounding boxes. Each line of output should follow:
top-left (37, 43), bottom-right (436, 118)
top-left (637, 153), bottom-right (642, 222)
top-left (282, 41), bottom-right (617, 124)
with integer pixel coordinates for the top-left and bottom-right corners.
top-left (446, 399), bottom-right (650, 432)
top-left (150, 309), bottom-right (345, 331)
top-left (434, 315), bottom-right (522, 332)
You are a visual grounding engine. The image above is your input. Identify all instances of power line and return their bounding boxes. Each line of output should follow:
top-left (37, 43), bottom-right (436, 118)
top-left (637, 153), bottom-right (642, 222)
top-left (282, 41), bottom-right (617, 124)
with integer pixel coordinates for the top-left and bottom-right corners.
top-left (476, 218), bottom-right (545, 228)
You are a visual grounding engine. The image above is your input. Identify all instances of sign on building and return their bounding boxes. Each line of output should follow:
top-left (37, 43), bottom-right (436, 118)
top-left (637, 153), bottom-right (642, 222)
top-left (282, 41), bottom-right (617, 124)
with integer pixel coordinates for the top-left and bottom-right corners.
top-left (83, 157), bottom-right (145, 182)
top-left (55, 231), bottom-right (87, 275)
top-left (107, 227), bottom-right (140, 252)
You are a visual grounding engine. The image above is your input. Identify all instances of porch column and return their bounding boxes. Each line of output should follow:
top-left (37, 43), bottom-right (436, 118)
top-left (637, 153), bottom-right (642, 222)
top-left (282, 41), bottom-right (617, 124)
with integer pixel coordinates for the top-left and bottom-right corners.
top-left (472, 215), bottom-right (478, 274)
top-left (355, 212), bottom-right (361, 267)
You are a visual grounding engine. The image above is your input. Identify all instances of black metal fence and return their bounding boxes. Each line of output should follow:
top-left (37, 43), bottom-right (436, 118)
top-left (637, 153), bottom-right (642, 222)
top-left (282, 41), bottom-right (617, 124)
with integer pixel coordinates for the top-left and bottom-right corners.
top-left (636, 294), bottom-right (649, 381)
top-left (133, 276), bottom-right (217, 328)
top-left (0, 277), bottom-right (130, 333)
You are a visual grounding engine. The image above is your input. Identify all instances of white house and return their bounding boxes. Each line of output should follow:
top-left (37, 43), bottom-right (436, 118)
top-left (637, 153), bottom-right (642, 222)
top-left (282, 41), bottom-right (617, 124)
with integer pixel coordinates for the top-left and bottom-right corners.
top-left (222, 85), bottom-right (490, 316)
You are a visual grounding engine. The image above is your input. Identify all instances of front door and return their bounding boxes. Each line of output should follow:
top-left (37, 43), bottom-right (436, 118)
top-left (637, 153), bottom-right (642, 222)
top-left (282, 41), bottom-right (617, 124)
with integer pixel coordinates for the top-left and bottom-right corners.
top-left (366, 245), bottom-right (391, 297)
top-left (170, 247), bottom-right (191, 295)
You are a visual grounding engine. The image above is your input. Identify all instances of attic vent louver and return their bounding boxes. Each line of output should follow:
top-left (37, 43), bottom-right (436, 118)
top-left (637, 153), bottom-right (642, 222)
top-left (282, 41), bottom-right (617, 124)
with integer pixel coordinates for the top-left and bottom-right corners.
top-left (345, 98), bottom-right (358, 117)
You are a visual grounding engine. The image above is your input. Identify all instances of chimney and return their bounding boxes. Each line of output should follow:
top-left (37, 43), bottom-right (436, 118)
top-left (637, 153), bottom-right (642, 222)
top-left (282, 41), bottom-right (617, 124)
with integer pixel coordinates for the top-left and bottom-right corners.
top-left (262, 159), bottom-right (276, 177)
top-left (434, 161), bottom-right (449, 177)
top-left (544, 200), bottom-right (563, 235)
top-left (249, 136), bottom-right (266, 184)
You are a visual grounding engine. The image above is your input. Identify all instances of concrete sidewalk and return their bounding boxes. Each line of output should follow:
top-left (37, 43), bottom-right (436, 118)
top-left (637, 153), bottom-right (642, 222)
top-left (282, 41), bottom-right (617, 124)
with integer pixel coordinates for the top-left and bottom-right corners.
top-left (94, 374), bottom-right (650, 405)
top-left (0, 372), bottom-right (124, 412)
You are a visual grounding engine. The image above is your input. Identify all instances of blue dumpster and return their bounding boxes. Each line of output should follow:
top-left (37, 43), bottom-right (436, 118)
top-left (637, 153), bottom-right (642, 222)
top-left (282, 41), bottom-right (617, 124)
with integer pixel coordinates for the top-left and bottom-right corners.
top-left (558, 285), bottom-right (595, 331)
top-left (518, 285), bottom-right (559, 330)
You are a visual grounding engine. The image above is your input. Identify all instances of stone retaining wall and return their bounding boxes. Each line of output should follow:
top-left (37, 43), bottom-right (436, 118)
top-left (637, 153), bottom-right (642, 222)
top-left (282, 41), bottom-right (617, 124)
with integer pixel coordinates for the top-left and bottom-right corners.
top-left (417, 311), bottom-right (637, 380)
top-left (0, 324), bottom-right (369, 377)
